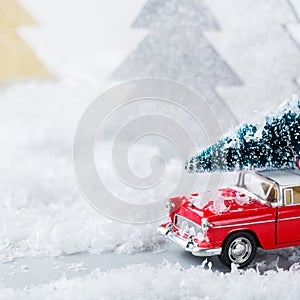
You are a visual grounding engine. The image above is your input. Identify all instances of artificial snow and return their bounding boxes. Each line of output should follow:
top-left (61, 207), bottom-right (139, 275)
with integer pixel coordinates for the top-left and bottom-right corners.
top-left (235, 192), bottom-right (250, 206)
top-left (210, 190), bottom-right (229, 214)
top-left (186, 96), bottom-right (300, 173)
top-left (3, 78), bottom-right (300, 298)
top-left (0, 79), bottom-right (169, 262)
top-left (2, 1), bottom-right (300, 296)
top-left (2, 262), bottom-right (300, 299)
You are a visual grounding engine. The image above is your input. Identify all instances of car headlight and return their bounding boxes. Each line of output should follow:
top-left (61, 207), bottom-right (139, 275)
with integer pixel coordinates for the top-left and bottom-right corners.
top-left (201, 218), bottom-right (213, 230)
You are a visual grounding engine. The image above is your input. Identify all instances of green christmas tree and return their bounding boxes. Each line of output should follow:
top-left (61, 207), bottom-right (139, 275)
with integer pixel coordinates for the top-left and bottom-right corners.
top-left (186, 98), bottom-right (300, 173)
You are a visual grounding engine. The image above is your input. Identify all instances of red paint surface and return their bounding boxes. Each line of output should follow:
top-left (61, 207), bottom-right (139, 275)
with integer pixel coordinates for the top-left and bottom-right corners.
top-left (164, 187), bottom-right (300, 251)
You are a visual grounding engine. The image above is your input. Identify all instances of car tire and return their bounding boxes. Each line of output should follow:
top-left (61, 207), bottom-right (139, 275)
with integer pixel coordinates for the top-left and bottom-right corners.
top-left (218, 231), bottom-right (257, 269)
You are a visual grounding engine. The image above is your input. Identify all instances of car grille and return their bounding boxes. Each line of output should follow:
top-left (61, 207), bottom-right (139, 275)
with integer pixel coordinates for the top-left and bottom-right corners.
top-left (175, 214), bottom-right (204, 237)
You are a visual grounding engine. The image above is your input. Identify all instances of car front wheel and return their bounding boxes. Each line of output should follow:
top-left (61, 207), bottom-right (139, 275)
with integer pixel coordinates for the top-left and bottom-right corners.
top-left (218, 231), bottom-right (257, 268)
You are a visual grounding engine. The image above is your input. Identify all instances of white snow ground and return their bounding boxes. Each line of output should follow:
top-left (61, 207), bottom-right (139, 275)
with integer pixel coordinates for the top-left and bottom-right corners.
top-left (0, 79), bottom-right (170, 262)
top-left (2, 258), bottom-right (300, 299)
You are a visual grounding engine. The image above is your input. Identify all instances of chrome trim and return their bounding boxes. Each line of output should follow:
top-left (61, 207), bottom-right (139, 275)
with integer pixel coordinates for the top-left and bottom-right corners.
top-left (282, 187), bottom-right (300, 207)
top-left (157, 225), bottom-right (222, 257)
top-left (213, 219), bottom-right (274, 229)
top-left (278, 216), bottom-right (300, 222)
top-left (174, 214), bottom-right (202, 229)
top-left (280, 202), bottom-right (300, 207)
top-left (201, 218), bottom-right (213, 230)
top-left (280, 183), bottom-right (300, 187)
top-left (228, 236), bottom-right (252, 264)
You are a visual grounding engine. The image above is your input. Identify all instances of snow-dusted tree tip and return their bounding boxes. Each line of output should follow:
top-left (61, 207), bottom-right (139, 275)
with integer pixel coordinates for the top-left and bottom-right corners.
top-left (185, 97), bottom-right (300, 173)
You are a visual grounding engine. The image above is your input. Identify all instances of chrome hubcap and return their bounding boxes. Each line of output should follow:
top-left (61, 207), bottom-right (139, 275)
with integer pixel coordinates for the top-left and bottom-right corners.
top-left (228, 237), bottom-right (252, 264)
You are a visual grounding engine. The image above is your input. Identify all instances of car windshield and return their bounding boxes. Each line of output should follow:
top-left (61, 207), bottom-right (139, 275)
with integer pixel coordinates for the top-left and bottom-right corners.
top-left (239, 172), bottom-right (277, 203)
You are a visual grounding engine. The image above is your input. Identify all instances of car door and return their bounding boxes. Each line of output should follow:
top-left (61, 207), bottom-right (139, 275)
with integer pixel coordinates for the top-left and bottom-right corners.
top-left (276, 186), bottom-right (300, 244)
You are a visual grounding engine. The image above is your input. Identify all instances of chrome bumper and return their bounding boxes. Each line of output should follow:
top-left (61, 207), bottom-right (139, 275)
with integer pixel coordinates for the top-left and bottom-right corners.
top-left (157, 225), bottom-right (222, 257)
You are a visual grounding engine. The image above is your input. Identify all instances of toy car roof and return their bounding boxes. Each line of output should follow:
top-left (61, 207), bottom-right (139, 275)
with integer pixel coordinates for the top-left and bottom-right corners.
top-left (254, 169), bottom-right (300, 186)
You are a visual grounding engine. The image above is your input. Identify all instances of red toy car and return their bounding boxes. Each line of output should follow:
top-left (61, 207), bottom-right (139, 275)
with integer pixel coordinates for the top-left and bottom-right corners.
top-left (158, 169), bottom-right (300, 268)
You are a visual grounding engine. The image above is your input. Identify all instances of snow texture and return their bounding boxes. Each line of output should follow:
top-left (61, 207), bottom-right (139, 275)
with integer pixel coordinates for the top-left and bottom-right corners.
top-left (186, 97), bottom-right (300, 173)
top-left (2, 262), bottom-right (300, 299)
top-left (0, 79), bottom-right (168, 262)
top-left (3, 1), bottom-right (300, 296)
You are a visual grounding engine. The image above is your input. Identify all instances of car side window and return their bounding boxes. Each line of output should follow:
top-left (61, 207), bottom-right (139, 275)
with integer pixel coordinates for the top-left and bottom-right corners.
top-left (267, 185), bottom-right (277, 203)
top-left (284, 189), bottom-right (292, 205)
top-left (293, 187), bottom-right (300, 204)
top-left (284, 187), bottom-right (300, 205)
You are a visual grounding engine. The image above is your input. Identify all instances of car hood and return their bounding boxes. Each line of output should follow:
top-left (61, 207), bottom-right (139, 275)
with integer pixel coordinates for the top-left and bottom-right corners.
top-left (174, 187), bottom-right (274, 226)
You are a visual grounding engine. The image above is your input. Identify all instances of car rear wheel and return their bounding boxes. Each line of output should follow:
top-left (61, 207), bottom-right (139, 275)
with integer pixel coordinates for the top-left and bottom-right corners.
top-left (218, 231), bottom-right (257, 268)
